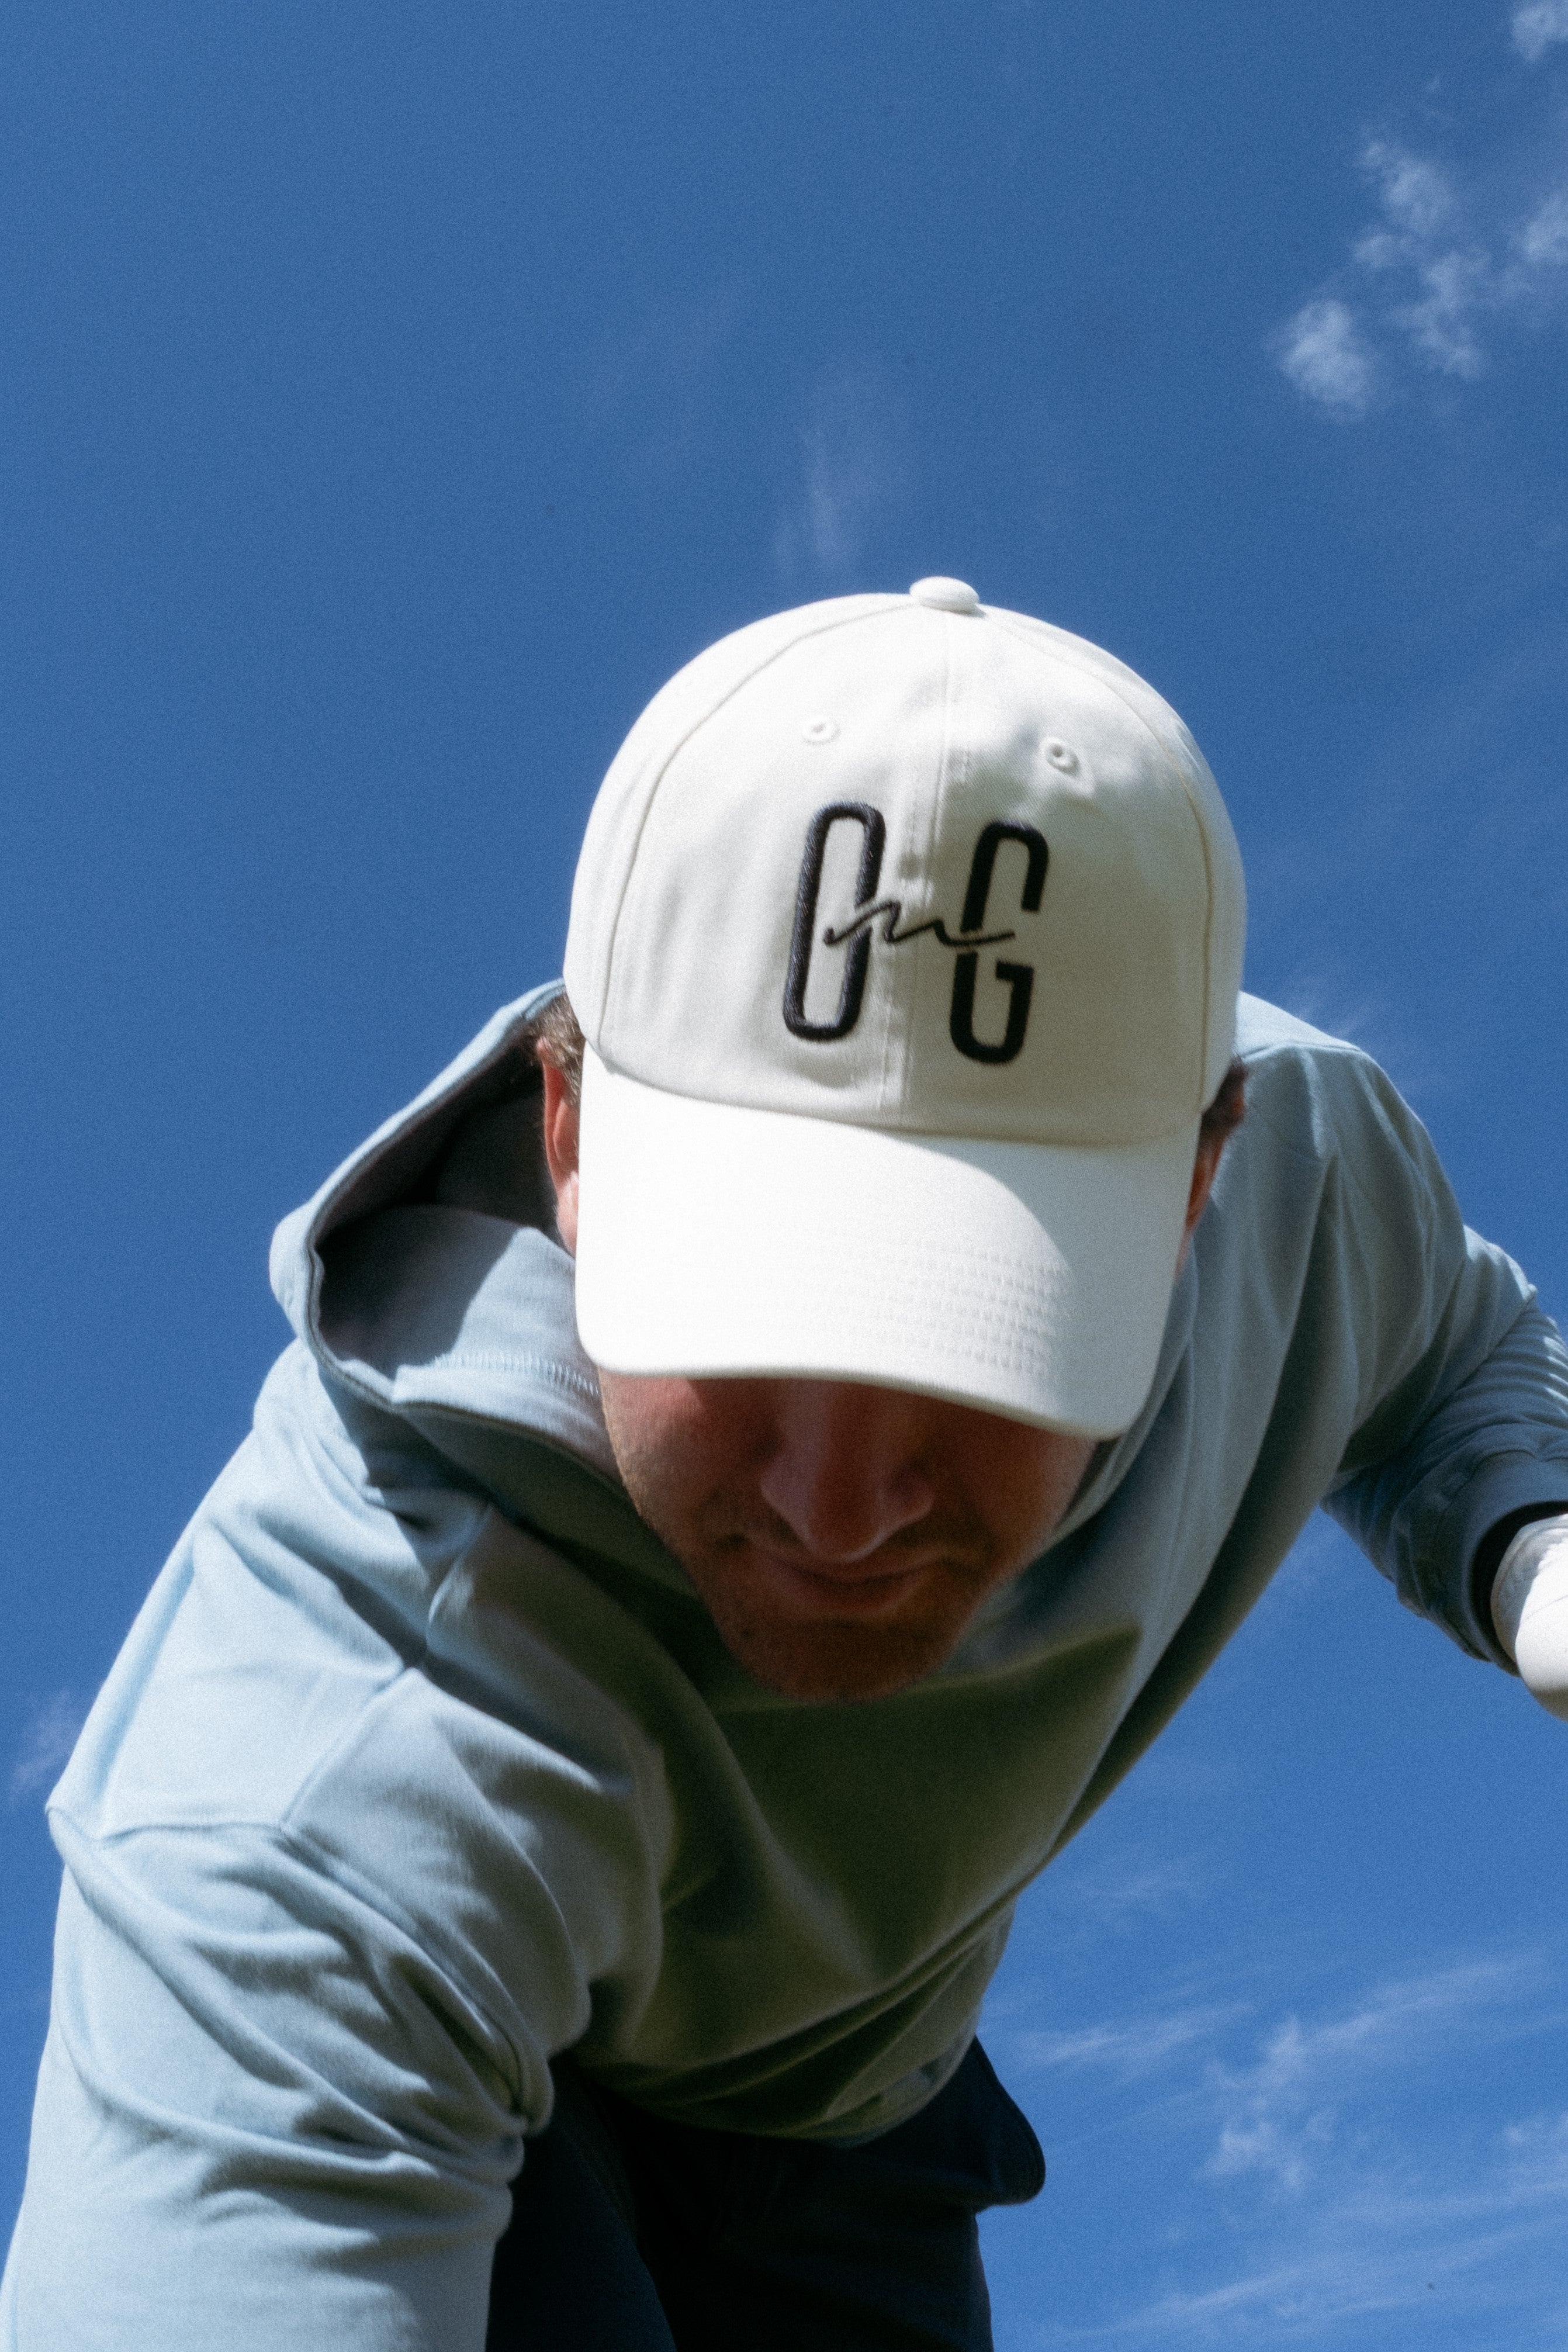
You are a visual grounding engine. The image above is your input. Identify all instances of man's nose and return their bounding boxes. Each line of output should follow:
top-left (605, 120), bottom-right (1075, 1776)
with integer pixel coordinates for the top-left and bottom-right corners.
top-left (756, 1383), bottom-right (936, 1566)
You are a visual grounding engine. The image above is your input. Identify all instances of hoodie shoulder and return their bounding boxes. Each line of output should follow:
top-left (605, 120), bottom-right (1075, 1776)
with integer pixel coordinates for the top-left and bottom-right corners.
top-left (1234, 992), bottom-right (1367, 1063)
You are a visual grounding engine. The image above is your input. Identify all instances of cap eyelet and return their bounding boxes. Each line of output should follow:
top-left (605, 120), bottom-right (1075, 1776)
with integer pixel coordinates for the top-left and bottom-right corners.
top-left (802, 716), bottom-right (839, 745)
top-left (1045, 738), bottom-right (1078, 773)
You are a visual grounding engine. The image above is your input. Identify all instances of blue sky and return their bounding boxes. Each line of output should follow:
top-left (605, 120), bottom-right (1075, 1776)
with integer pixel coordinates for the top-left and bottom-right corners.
top-left (4, 2), bottom-right (1568, 2341)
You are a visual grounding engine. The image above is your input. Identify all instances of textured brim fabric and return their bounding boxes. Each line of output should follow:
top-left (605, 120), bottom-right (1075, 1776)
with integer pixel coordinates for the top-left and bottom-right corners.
top-left (573, 1050), bottom-right (1199, 1437)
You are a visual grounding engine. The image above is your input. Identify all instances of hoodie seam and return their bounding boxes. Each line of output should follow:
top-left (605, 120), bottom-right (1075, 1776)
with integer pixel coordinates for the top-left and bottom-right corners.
top-left (987, 610), bottom-right (1227, 1109)
top-left (598, 601), bottom-right (906, 1057)
top-left (48, 1802), bottom-right (533, 2108)
top-left (395, 1355), bottom-right (600, 1396)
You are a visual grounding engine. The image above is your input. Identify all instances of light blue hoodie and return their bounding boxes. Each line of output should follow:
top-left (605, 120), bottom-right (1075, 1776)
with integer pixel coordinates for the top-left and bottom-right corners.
top-left (6, 988), bottom-right (1568, 2351)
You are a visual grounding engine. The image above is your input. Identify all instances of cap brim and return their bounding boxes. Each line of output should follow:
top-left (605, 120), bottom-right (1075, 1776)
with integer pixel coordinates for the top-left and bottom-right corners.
top-left (573, 1050), bottom-right (1197, 1437)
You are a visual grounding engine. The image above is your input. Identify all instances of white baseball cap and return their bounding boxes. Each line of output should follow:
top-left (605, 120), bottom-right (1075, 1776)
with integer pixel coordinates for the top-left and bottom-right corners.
top-left (562, 578), bottom-right (1245, 1436)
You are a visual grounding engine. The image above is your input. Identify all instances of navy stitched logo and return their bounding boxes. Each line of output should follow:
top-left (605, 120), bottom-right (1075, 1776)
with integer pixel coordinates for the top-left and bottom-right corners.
top-left (783, 803), bottom-right (1048, 1064)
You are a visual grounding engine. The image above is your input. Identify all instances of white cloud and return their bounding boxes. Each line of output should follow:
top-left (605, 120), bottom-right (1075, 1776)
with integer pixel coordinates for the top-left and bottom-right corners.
top-left (1275, 24), bottom-right (1568, 417)
top-left (1361, 139), bottom-right (1455, 240)
top-left (1388, 243), bottom-right (1493, 377)
top-left (1041, 2150), bottom-right (1568, 2347)
top-left (1041, 2209), bottom-right (1550, 2347)
top-left (1275, 298), bottom-right (1377, 417)
top-left (585, 284), bottom-right (746, 481)
top-left (773, 361), bottom-right (907, 586)
top-left (1503, 2108), bottom-right (1568, 2192)
top-left (1069, 1855), bottom-right (1204, 1919)
top-left (1202, 1958), bottom-right (1532, 2193)
top-left (1517, 184), bottom-right (1568, 264)
top-left (9, 1687), bottom-right (86, 1803)
top-left (1019, 1957), bottom-right (1568, 2347)
top-left (1014, 1998), bottom-right (1240, 2083)
top-left (1513, 0), bottom-right (1568, 63)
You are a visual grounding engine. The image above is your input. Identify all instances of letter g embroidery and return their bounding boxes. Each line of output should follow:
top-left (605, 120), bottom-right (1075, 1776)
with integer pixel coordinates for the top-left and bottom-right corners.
top-left (782, 805), bottom-right (1047, 1063)
top-left (949, 821), bottom-right (1048, 1066)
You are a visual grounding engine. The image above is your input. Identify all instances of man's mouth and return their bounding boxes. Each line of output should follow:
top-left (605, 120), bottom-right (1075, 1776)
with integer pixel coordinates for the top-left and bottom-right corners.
top-left (738, 1543), bottom-right (935, 1617)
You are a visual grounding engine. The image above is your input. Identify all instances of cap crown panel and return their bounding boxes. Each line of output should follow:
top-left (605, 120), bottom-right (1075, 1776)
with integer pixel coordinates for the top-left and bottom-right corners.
top-left (563, 594), bottom-right (899, 1038)
top-left (584, 604), bottom-right (1224, 1147)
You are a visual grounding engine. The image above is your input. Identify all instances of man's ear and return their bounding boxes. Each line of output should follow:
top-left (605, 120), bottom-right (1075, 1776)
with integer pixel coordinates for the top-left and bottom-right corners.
top-left (1175, 1064), bottom-right (1246, 1275)
top-left (540, 1062), bottom-right (580, 1255)
top-left (1175, 1130), bottom-right (1225, 1275)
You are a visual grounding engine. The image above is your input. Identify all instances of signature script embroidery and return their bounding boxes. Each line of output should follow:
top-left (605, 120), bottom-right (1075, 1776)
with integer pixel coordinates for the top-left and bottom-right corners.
top-left (821, 904), bottom-right (1015, 952)
top-left (783, 802), bottom-right (1048, 1064)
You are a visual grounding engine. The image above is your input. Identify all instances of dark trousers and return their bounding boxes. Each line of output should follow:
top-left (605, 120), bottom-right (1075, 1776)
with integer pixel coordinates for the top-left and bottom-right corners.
top-left (486, 2040), bottom-right (1044, 2351)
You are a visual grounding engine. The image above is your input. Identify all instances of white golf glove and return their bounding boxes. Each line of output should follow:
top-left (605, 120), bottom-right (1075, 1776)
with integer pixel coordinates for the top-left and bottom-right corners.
top-left (1491, 1514), bottom-right (1568, 1721)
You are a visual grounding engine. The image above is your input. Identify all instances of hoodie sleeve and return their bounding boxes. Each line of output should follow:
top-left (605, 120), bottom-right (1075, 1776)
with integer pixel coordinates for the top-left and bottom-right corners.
top-left (2, 1347), bottom-right (669, 2352)
top-left (1327, 1287), bottom-right (1568, 1665)
top-left (3, 1829), bottom-right (521, 2352)
top-left (1314, 1050), bottom-right (1568, 1665)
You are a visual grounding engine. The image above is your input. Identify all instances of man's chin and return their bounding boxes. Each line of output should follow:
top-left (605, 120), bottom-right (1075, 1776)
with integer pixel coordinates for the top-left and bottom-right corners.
top-left (702, 1602), bottom-right (964, 1703)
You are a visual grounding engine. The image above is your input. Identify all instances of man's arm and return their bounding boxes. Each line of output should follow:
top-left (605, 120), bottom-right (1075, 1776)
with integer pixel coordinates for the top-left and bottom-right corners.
top-left (2, 1346), bottom-right (666, 2351)
top-left (3, 1822), bottom-right (524, 2351)
top-left (1325, 1290), bottom-right (1568, 1668)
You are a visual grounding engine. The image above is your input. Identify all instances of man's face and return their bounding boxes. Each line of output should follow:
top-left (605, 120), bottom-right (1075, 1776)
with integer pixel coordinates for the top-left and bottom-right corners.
top-left (541, 1058), bottom-right (1222, 1703)
top-left (596, 1368), bottom-right (1096, 1702)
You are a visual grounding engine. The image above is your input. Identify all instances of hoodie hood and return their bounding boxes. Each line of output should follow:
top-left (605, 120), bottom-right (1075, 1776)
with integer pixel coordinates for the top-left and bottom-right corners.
top-left (269, 985), bottom-right (618, 1485)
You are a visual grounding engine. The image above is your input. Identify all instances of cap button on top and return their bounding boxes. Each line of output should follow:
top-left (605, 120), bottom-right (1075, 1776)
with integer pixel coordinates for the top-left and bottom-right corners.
top-left (909, 576), bottom-right (981, 614)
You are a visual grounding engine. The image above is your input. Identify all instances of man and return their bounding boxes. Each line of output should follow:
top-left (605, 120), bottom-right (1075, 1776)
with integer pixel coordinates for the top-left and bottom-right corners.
top-left (5, 577), bottom-right (1568, 2350)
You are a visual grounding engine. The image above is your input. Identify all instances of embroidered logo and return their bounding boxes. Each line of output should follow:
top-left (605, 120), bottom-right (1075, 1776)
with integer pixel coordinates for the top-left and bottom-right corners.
top-left (783, 801), bottom-right (1048, 1064)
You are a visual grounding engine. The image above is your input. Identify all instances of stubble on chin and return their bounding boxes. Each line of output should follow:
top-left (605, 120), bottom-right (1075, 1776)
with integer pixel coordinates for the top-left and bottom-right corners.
top-left (643, 1513), bottom-right (1008, 1701)
top-left (688, 1573), bottom-right (987, 1702)
top-left (597, 1375), bottom-right (1060, 1703)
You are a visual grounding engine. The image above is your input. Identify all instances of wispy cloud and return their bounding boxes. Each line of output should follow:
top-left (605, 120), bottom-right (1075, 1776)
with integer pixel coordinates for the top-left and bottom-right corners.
top-left (585, 283), bottom-right (746, 482)
top-left (1068, 1855), bottom-right (1206, 1921)
top-left (1015, 1998), bottom-right (1241, 2084)
top-left (9, 1687), bottom-right (86, 1804)
top-left (773, 361), bottom-right (908, 587)
top-left (1203, 1957), bottom-right (1538, 2193)
top-left (1275, 298), bottom-right (1378, 418)
top-left (1008, 1953), bottom-right (1568, 2347)
top-left (1041, 2138), bottom-right (1568, 2347)
top-left (1503, 2107), bottom-right (1568, 2191)
top-left (1276, 11), bottom-right (1568, 416)
top-left (1513, 0), bottom-right (1568, 63)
